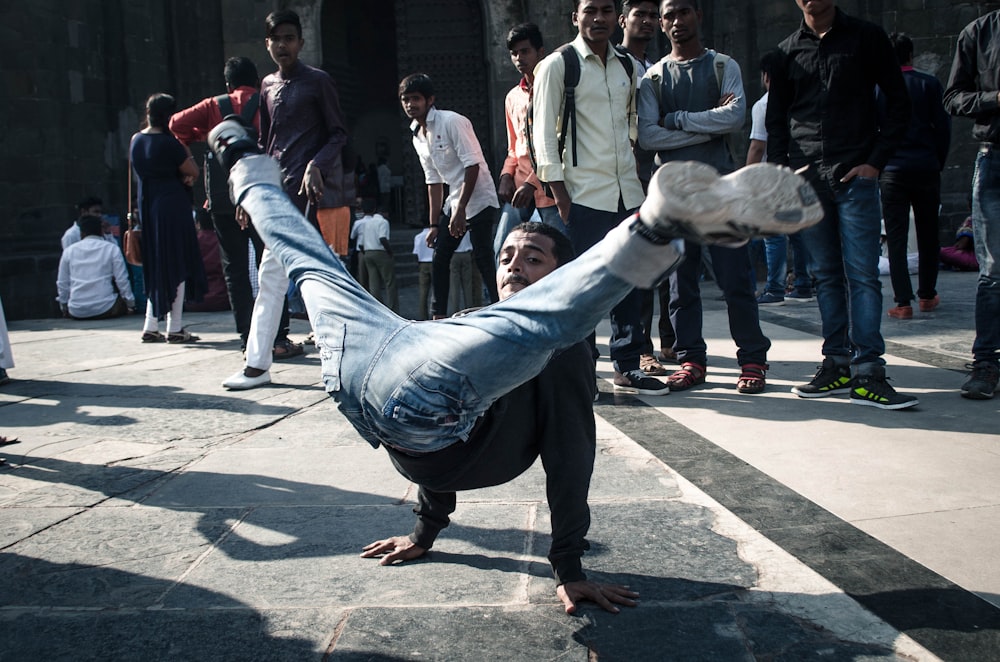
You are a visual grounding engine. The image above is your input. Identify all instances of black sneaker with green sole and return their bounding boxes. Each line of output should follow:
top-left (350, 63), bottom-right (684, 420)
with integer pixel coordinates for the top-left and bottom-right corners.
top-left (850, 376), bottom-right (919, 410)
top-left (791, 358), bottom-right (852, 398)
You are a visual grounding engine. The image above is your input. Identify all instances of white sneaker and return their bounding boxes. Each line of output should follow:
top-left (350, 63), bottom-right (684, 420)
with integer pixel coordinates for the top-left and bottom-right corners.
top-left (639, 162), bottom-right (824, 244)
top-left (222, 369), bottom-right (271, 390)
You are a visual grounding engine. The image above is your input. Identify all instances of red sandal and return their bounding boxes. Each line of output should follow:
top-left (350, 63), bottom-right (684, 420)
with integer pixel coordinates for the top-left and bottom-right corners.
top-left (665, 362), bottom-right (706, 391)
top-left (737, 363), bottom-right (769, 394)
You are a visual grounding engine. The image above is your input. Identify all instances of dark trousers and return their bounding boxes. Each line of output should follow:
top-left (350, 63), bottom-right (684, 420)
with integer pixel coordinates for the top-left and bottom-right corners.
top-left (431, 207), bottom-right (498, 317)
top-left (640, 285), bottom-right (676, 355)
top-left (669, 242), bottom-right (770, 367)
top-left (213, 211), bottom-right (291, 346)
top-left (879, 170), bottom-right (942, 304)
top-left (567, 202), bottom-right (645, 373)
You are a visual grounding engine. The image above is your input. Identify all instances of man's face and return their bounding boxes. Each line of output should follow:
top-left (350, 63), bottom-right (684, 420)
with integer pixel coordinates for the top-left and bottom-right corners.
top-left (399, 92), bottom-right (432, 123)
top-left (509, 39), bottom-right (542, 78)
top-left (660, 0), bottom-right (701, 46)
top-left (496, 230), bottom-right (561, 300)
top-left (266, 23), bottom-right (304, 69)
top-left (620, 2), bottom-right (659, 43)
top-left (573, 0), bottom-right (617, 47)
top-left (795, 0), bottom-right (834, 18)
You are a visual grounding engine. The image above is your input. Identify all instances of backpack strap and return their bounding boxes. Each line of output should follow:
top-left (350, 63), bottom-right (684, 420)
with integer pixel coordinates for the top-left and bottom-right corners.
top-left (239, 93), bottom-right (259, 124)
top-left (214, 94), bottom-right (234, 118)
top-left (556, 44), bottom-right (580, 167)
top-left (713, 53), bottom-right (730, 93)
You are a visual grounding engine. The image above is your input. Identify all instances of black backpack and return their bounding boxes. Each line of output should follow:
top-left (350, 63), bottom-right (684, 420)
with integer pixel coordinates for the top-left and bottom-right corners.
top-left (525, 43), bottom-right (635, 187)
top-left (204, 93), bottom-right (259, 213)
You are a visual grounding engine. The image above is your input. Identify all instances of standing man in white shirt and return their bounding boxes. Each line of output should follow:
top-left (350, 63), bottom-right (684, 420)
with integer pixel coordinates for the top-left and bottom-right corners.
top-left (399, 73), bottom-right (500, 319)
top-left (357, 201), bottom-right (398, 312)
top-left (56, 216), bottom-right (135, 320)
top-left (532, 0), bottom-right (668, 396)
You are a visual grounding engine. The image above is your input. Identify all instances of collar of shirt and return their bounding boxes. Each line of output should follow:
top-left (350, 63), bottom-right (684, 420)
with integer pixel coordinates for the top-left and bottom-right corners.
top-left (409, 105), bottom-right (439, 136)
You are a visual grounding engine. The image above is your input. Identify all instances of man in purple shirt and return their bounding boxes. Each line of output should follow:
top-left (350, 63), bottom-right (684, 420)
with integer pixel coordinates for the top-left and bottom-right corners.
top-left (259, 10), bottom-right (352, 220)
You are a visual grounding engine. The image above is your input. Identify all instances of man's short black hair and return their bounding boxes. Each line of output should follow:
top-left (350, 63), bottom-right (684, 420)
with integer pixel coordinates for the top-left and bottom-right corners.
top-left (623, 0), bottom-right (658, 14)
top-left (507, 23), bottom-right (543, 51)
top-left (78, 215), bottom-right (102, 238)
top-left (890, 32), bottom-right (913, 65)
top-left (508, 222), bottom-right (575, 267)
top-left (224, 56), bottom-right (259, 89)
top-left (659, 0), bottom-right (698, 10)
top-left (265, 10), bottom-right (302, 38)
top-left (759, 49), bottom-right (783, 77)
top-left (77, 196), bottom-right (102, 212)
top-left (399, 73), bottom-right (434, 99)
top-left (574, 0), bottom-right (622, 10)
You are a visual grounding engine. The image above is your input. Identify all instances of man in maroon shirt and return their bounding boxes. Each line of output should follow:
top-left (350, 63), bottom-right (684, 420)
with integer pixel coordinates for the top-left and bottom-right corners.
top-left (170, 56), bottom-right (294, 356)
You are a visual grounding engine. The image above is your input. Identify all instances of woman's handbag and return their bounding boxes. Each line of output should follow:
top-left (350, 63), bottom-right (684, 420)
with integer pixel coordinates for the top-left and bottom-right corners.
top-left (123, 157), bottom-right (142, 266)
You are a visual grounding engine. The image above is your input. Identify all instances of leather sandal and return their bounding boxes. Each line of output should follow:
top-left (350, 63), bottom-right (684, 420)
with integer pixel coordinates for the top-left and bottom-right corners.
top-left (272, 338), bottom-right (304, 360)
top-left (166, 329), bottom-right (199, 344)
top-left (640, 353), bottom-right (669, 376)
top-left (737, 363), bottom-right (769, 394)
top-left (141, 331), bottom-right (165, 343)
top-left (665, 362), bottom-right (706, 391)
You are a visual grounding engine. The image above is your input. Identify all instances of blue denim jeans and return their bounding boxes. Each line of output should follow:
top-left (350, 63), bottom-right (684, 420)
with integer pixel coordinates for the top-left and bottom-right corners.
top-left (233, 158), bottom-right (652, 454)
top-left (762, 233), bottom-right (811, 296)
top-left (800, 176), bottom-right (885, 368)
top-left (494, 203), bottom-right (567, 263)
top-left (971, 146), bottom-right (1000, 361)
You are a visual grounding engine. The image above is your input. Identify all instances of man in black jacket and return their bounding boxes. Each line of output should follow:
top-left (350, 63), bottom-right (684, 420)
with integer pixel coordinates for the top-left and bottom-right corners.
top-left (944, 9), bottom-right (1000, 400)
top-left (767, 0), bottom-right (917, 410)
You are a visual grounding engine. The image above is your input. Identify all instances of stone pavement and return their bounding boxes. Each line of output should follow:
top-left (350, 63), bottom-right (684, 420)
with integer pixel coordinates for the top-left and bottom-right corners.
top-left (1, 269), bottom-right (998, 661)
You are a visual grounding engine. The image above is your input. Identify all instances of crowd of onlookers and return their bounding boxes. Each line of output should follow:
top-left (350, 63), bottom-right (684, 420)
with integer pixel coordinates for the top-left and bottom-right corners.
top-left (2, 0), bottom-right (997, 404)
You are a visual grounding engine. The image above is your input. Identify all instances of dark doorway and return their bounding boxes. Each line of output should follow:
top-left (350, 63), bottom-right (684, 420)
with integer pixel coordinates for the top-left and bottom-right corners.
top-left (320, 0), bottom-right (491, 227)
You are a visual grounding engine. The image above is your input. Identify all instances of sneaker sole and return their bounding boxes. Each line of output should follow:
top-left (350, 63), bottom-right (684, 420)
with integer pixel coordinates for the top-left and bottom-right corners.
top-left (790, 385), bottom-right (851, 398)
top-left (960, 388), bottom-right (996, 400)
top-left (613, 384), bottom-right (671, 396)
top-left (642, 162), bottom-right (825, 242)
top-left (850, 396), bottom-right (920, 410)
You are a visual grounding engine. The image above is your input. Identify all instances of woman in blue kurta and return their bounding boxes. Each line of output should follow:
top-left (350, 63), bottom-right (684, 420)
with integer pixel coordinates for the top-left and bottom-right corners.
top-left (130, 93), bottom-right (206, 343)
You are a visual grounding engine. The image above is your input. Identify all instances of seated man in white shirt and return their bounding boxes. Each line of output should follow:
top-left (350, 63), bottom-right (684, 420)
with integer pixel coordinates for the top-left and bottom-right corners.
top-left (56, 216), bottom-right (135, 320)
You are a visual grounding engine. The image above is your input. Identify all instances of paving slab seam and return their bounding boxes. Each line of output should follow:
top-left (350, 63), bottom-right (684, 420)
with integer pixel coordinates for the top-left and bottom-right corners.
top-left (593, 415), bottom-right (938, 661)
top-left (593, 387), bottom-right (1000, 661)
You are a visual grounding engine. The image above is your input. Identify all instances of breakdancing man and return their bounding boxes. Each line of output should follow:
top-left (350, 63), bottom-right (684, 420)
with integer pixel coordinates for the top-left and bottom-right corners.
top-left (207, 117), bottom-right (823, 614)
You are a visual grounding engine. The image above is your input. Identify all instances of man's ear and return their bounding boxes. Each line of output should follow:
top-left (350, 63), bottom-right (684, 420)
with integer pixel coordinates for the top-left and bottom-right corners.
top-left (619, 14), bottom-right (627, 30)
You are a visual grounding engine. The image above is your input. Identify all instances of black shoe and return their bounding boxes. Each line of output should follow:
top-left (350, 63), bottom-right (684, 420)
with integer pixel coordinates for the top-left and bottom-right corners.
top-left (208, 116), bottom-right (262, 172)
top-left (613, 370), bottom-right (670, 396)
top-left (961, 360), bottom-right (999, 400)
top-left (791, 358), bottom-right (852, 398)
top-left (850, 375), bottom-right (919, 410)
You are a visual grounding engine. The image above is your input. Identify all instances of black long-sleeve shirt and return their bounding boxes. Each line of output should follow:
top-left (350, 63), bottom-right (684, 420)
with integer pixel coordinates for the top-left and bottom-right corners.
top-left (385, 341), bottom-right (597, 585)
top-left (944, 10), bottom-right (1000, 143)
top-left (766, 8), bottom-right (910, 191)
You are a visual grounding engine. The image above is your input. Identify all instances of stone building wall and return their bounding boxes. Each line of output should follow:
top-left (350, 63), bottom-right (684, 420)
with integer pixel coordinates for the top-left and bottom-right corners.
top-left (2, 0), bottom-right (998, 318)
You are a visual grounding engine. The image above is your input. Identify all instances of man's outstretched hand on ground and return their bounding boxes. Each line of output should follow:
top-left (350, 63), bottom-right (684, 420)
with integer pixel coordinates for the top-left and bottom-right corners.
top-left (360, 536), bottom-right (427, 565)
top-left (557, 580), bottom-right (639, 614)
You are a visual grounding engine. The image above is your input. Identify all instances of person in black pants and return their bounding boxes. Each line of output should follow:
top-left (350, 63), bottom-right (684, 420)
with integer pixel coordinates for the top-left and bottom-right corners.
top-left (878, 32), bottom-right (951, 320)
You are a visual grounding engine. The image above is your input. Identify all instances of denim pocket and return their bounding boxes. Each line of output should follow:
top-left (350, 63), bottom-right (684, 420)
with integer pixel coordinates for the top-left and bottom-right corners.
top-left (382, 360), bottom-right (482, 430)
top-left (314, 313), bottom-right (346, 393)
